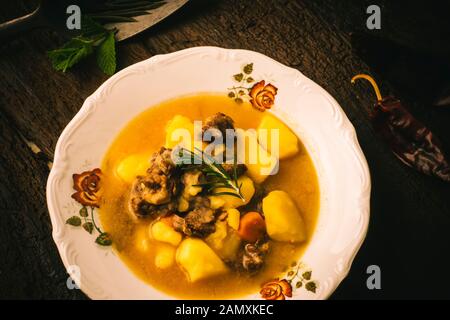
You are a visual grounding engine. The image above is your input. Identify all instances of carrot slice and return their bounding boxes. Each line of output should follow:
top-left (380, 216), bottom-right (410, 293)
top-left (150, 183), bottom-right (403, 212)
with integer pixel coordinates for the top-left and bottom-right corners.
top-left (238, 212), bottom-right (266, 242)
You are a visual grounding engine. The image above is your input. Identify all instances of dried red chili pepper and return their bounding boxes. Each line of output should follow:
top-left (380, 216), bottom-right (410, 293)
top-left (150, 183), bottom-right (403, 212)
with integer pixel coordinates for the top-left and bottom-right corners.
top-left (351, 74), bottom-right (450, 182)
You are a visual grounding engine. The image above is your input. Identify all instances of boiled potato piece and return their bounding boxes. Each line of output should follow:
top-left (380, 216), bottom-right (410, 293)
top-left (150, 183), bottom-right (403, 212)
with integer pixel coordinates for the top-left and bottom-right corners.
top-left (176, 238), bottom-right (228, 282)
top-left (150, 220), bottom-right (182, 246)
top-left (236, 130), bottom-right (278, 184)
top-left (257, 114), bottom-right (299, 159)
top-left (116, 154), bottom-right (150, 184)
top-left (218, 230), bottom-right (241, 261)
top-left (226, 208), bottom-right (240, 230)
top-left (165, 115), bottom-right (196, 150)
top-left (178, 197), bottom-right (189, 212)
top-left (205, 220), bottom-right (228, 252)
top-left (214, 175), bottom-right (255, 209)
top-left (154, 243), bottom-right (176, 269)
top-left (208, 195), bottom-right (226, 209)
top-left (262, 190), bottom-right (306, 243)
top-left (205, 221), bottom-right (241, 260)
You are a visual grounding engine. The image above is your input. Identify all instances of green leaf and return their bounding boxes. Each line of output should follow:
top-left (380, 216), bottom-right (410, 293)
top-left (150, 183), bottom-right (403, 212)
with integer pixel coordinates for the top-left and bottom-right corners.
top-left (246, 76), bottom-right (254, 83)
top-left (296, 281), bottom-right (303, 288)
top-left (302, 271), bottom-right (312, 280)
top-left (95, 232), bottom-right (112, 246)
top-left (228, 92), bottom-right (235, 98)
top-left (235, 97), bottom-right (243, 104)
top-left (66, 216), bottom-right (82, 226)
top-left (48, 36), bottom-right (96, 72)
top-left (305, 281), bottom-right (317, 293)
top-left (243, 63), bottom-right (253, 74)
top-left (96, 31), bottom-right (116, 76)
top-left (79, 206), bottom-right (88, 217)
top-left (82, 222), bottom-right (94, 234)
top-left (233, 73), bottom-right (244, 82)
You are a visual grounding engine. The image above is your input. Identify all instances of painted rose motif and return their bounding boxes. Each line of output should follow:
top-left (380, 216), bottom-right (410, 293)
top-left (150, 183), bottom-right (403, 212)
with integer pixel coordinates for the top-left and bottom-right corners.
top-left (67, 168), bottom-right (111, 246)
top-left (260, 263), bottom-right (317, 300)
top-left (249, 80), bottom-right (278, 111)
top-left (71, 168), bottom-right (102, 207)
top-left (227, 63), bottom-right (278, 111)
top-left (260, 279), bottom-right (293, 300)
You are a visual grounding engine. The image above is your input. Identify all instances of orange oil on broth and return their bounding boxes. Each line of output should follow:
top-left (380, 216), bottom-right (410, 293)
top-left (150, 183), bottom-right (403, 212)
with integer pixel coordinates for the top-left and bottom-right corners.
top-left (100, 94), bottom-right (320, 299)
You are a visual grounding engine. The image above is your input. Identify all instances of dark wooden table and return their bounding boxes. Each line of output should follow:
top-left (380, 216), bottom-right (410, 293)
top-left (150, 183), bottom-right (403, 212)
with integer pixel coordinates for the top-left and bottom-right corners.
top-left (1, 0), bottom-right (449, 300)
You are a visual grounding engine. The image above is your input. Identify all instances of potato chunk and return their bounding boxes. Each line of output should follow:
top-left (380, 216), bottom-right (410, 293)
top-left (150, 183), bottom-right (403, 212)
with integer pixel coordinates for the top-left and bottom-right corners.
top-left (257, 114), bottom-right (299, 159)
top-left (154, 243), bottom-right (176, 269)
top-left (262, 190), bottom-right (306, 243)
top-left (226, 208), bottom-right (240, 230)
top-left (205, 220), bottom-right (241, 261)
top-left (208, 196), bottom-right (226, 209)
top-left (237, 130), bottom-right (278, 184)
top-left (214, 175), bottom-right (255, 209)
top-left (176, 238), bottom-right (228, 282)
top-left (165, 115), bottom-right (196, 150)
top-left (116, 154), bottom-right (150, 184)
top-left (150, 220), bottom-right (182, 246)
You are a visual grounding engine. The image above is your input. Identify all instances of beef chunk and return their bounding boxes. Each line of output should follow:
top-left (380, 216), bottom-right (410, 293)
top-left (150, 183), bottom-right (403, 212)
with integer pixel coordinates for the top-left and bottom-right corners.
top-left (129, 147), bottom-right (179, 218)
top-left (202, 113), bottom-right (235, 139)
top-left (172, 196), bottom-right (216, 237)
top-left (242, 241), bottom-right (269, 272)
top-left (132, 200), bottom-right (178, 218)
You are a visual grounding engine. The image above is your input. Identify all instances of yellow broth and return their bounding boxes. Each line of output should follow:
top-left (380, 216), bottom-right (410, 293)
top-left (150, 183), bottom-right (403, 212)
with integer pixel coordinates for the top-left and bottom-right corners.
top-left (100, 94), bottom-right (320, 299)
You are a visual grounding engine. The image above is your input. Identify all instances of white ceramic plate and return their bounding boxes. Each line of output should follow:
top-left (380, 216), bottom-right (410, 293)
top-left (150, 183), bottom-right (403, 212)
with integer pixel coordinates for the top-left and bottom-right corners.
top-left (46, 46), bottom-right (370, 300)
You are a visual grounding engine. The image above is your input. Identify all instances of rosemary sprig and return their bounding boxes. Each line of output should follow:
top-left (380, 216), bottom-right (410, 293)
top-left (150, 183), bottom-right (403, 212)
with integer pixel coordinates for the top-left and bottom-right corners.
top-left (176, 148), bottom-right (244, 200)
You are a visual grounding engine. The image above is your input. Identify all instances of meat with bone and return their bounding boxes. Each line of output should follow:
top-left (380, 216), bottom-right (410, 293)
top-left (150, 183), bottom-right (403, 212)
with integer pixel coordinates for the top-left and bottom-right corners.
top-left (241, 241), bottom-right (269, 272)
top-left (172, 196), bottom-right (217, 237)
top-left (129, 147), bottom-right (179, 218)
top-left (202, 112), bottom-right (235, 139)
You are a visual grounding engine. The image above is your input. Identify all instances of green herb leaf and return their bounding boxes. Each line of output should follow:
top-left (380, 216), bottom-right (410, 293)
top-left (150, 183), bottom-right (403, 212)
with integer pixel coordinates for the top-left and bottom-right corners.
top-left (233, 73), bottom-right (244, 82)
top-left (228, 92), bottom-right (235, 98)
top-left (235, 97), bottom-right (243, 104)
top-left (48, 36), bottom-right (96, 72)
top-left (82, 222), bottom-right (94, 234)
top-left (305, 281), bottom-right (317, 293)
top-left (243, 63), bottom-right (253, 74)
top-left (66, 216), bottom-right (82, 226)
top-left (287, 271), bottom-right (294, 277)
top-left (95, 232), bottom-right (113, 246)
top-left (96, 31), bottom-right (116, 75)
top-left (79, 206), bottom-right (89, 217)
top-left (302, 271), bottom-right (312, 280)
top-left (296, 281), bottom-right (303, 288)
top-left (247, 76), bottom-right (254, 83)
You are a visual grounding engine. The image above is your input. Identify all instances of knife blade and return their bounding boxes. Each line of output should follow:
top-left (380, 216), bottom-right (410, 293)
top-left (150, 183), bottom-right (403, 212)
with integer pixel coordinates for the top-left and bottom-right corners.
top-left (106, 0), bottom-right (189, 42)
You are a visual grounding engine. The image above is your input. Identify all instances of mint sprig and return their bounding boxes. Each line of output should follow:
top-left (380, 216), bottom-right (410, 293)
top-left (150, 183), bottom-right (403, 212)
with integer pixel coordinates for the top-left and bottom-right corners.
top-left (96, 31), bottom-right (116, 75)
top-left (48, 17), bottom-right (116, 75)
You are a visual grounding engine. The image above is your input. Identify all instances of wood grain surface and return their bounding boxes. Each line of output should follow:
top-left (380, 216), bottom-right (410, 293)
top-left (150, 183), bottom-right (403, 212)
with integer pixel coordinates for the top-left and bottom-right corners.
top-left (0, 0), bottom-right (449, 299)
